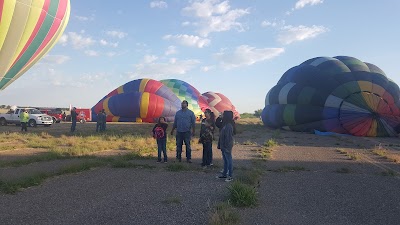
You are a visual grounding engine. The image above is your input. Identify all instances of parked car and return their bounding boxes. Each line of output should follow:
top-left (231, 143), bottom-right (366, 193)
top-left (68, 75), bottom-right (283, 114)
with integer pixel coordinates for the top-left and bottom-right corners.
top-left (39, 108), bottom-right (63, 124)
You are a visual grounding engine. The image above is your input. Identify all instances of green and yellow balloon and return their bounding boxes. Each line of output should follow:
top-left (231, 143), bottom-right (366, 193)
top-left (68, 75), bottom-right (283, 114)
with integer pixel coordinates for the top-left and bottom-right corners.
top-left (0, 0), bottom-right (70, 90)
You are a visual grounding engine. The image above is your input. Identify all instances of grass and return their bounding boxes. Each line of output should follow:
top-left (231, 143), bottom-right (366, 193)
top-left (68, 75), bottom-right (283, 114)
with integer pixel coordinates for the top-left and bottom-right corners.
top-left (227, 181), bottom-right (257, 207)
top-left (263, 138), bottom-right (278, 147)
top-left (166, 163), bottom-right (188, 171)
top-left (336, 148), bottom-right (361, 160)
top-left (0, 160), bottom-right (105, 194)
top-left (271, 166), bottom-right (307, 172)
top-left (236, 169), bottom-right (262, 187)
top-left (209, 202), bottom-right (240, 225)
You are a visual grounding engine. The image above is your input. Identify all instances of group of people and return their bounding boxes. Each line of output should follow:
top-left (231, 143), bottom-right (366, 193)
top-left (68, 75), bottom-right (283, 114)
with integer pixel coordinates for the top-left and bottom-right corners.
top-left (152, 100), bottom-right (236, 182)
top-left (96, 109), bottom-right (107, 132)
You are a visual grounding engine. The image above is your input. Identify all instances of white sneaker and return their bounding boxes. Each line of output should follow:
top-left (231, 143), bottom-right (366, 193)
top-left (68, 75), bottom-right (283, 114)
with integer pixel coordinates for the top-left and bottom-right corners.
top-left (225, 177), bottom-right (233, 182)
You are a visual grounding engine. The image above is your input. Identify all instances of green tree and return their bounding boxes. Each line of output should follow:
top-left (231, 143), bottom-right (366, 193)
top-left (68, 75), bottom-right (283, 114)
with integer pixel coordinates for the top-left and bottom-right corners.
top-left (254, 109), bottom-right (263, 117)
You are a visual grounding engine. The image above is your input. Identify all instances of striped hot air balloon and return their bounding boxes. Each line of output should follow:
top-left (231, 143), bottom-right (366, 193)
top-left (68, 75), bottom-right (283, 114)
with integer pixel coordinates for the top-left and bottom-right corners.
top-left (92, 79), bottom-right (181, 122)
top-left (0, 0), bottom-right (70, 90)
top-left (262, 56), bottom-right (400, 137)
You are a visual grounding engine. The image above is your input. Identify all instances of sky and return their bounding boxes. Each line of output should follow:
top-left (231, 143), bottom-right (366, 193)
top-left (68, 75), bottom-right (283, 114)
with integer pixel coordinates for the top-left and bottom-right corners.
top-left (1, 0), bottom-right (399, 113)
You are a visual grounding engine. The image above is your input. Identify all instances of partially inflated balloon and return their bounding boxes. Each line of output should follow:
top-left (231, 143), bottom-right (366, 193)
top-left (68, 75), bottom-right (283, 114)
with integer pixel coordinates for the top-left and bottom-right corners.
top-left (262, 56), bottom-right (400, 137)
top-left (0, 0), bottom-right (70, 90)
top-left (92, 79), bottom-right (181, 122)
top-left (160, 79), bottom-right (208, 117)
top-left (201, 92), bottom-right (240, 119)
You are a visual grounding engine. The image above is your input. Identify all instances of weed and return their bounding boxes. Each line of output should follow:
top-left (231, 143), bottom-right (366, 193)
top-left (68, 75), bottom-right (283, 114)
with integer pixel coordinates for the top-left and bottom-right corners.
top-left (372, 149), bottom-right (387, 157)
top-left (272, 166), bottom-right (306, 172)
top-left (227, 181), bottom-right (257, 207)
top-left (236, 169), bottom-right (262, 186)
top-left (264, 139), bottom-right (278, 147)
top-left (209, 202), bottom-right (240, 225)
top-left (242, 140), bottom-right (257, 145)
top-left (271, 129), bottom-right (281, 139)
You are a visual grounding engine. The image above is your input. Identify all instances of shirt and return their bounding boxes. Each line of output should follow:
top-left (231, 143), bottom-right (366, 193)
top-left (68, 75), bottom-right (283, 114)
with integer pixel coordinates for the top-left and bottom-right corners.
top-left (173, 109), bottom-right (195, 132)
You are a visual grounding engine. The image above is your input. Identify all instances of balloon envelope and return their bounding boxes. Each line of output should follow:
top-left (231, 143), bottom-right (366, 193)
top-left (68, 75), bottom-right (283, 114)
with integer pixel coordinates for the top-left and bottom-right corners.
top-left (0, 0), bottom-right (71, 90)
top-left (262, 56), bottom-right (400, 137)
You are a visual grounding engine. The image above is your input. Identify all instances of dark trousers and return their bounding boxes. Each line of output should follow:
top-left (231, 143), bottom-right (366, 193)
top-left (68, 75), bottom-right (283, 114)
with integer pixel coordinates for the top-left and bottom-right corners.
top-left (202, 142), bottom-right (212, 166)
top-left (71, 120), bottom-right (77, 132)
top-left (21, 122), bottom-right (27, 132)
top-left (176, 131), bottom-right (191, 160)
top-left (157, 138), bottom-right (167, 161)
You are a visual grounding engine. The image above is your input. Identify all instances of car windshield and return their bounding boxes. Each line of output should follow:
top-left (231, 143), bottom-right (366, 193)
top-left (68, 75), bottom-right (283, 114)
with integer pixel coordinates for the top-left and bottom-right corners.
top-left (28, 109), bottom-right (43, 114)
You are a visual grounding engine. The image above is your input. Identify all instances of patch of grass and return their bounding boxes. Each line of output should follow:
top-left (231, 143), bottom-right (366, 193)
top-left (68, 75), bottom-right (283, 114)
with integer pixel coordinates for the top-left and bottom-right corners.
top-left (227, 181), bottom-right (257, 207)
top-left (209, 202), bottom-right (240, 225)
top-left (347, 153), bottom-right (360, 161)
top-left (272, 166), bottom-right (307, 172)
top-left (166, 163), bottom-right (188, 172)
top-left (0, 151), bottom-right (72, 168)
top-left (372, 149), bottom-right (387, 157)
top-left (242, 140), bottom-right (257, 145)
top-left (236, 169), bottom-right (262, 187)
top-left (271, 129), bottom-right (281, 139)
top-left (336, 167), bottom-right (351, 173)
top-left (0, 160), bottom-right (104, 194)
top-left (381, 170), bottom-right (398, 176)
top-left (263, 139), bottom-right (278, 148)
top-left (161, 196), bottom-right (181, 204)
top-left (111, 160), bottom-right (155, 169)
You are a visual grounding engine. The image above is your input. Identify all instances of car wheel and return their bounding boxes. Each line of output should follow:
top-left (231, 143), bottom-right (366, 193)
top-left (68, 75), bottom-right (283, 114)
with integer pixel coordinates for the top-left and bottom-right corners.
top-left (28, 119), bottom-right (37, 127)
top-left (0, 118), bottom-right (7, 126)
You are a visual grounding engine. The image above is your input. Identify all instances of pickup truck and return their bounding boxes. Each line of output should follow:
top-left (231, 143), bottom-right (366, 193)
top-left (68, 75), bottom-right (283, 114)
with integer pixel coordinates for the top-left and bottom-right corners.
top-left (0, 107), bottom-right (53, 127)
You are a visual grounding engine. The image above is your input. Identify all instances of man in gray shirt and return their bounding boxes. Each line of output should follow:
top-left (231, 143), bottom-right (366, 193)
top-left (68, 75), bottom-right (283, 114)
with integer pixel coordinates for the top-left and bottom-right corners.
top-left (170, 100), bottom-right (196, 163)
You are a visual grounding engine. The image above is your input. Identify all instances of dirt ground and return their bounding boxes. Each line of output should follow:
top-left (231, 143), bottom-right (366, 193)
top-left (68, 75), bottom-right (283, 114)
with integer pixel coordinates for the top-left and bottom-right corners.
top-left (1, 122), bottom-right (400, 225)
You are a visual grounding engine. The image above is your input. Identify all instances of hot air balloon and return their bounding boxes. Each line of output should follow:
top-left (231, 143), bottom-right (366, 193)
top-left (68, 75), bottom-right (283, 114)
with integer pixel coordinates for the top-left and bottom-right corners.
top-left (201, 92), bottom-right (240, 119)
top-left (92, 79), bottom-right (181, 122)
top-left (262, 56), bottom-right (400, 137)
top-left (0, 0), bottom-right (71, 90)
top-left (160, 79), bottom-right (208, 117)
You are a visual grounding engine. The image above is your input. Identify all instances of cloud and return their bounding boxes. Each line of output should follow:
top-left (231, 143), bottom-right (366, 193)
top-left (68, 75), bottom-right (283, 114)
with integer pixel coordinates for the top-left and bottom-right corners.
top-left (182, 0), bottom-right (250, 37)
top-left (99, 39), bottom-right (119, 47)
top-left (163, 34), bottom-right (210, 48)
top-left (75, 14), bottom-right (95, 21)
top-left (150, 1), bottom-right (168, 9)
top-left (42, 55), bottom-right (70, 64)
top-left (261, 20), bottom-right (278, 28)
top-left (106, 30), bottom-right (128, 39)
top-left (165, 46), bottom-right (177, 55)
top-left (132, 56), bottom-right (200, 77)
top-left (295, 0), bottom-right (323, 9)
top-left (277, 25), bottom-right (329, 45)
top-left (84, 50), bottom-right (99, 57)
top-left (62, 32), bottom-right (96, 49)
top-left (214, 45), bottom-right (284, 70)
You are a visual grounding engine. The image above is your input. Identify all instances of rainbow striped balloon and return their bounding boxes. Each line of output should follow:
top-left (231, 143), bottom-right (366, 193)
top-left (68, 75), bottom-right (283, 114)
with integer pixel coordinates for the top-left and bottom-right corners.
top-left (0, 0), bottom-right (70, 90)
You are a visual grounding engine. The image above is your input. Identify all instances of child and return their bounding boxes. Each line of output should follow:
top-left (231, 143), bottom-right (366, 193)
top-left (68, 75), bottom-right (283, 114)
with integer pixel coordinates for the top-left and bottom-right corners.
top-left (199, 109), bottom-right (215, 167)
top-left (217, 110), bottom-right (236, 182)
top-left (152, 117), bottom-right (168, 163)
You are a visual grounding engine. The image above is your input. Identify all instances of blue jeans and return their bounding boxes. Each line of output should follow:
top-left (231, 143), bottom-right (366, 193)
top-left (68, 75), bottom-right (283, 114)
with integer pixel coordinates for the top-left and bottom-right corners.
top-left (176, 131), bottom-right (191, 160)
top-left (96, 122), bottom-right (102, 132)
top-left (157, 138), bottom-right (167, 161)
top-left (71, 120), bottom-right (77, 132)
top-left (222, 150), bottom-right (233, 177)
top-left (202, 142), bottom-right (212, 166)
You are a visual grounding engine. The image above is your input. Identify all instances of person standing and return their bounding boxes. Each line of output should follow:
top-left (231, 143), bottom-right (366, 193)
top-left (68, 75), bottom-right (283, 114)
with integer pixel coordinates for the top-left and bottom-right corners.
top-left (20, 109), bottom-right (29, 132)
top-left (70, 107), bottom-right (78, 132)
top-left (170, 100), bottom-right (196, 163)
top-left (96, 110), bottom-right (104, 132)
top-left (217, 110), bottom-right (236, 182)
top-left (101, 109), bottom-right (107, 131)
top-left (152, 117), bottom-right (168, 163)
top-left (199, 109), bottom-right (215, 167)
